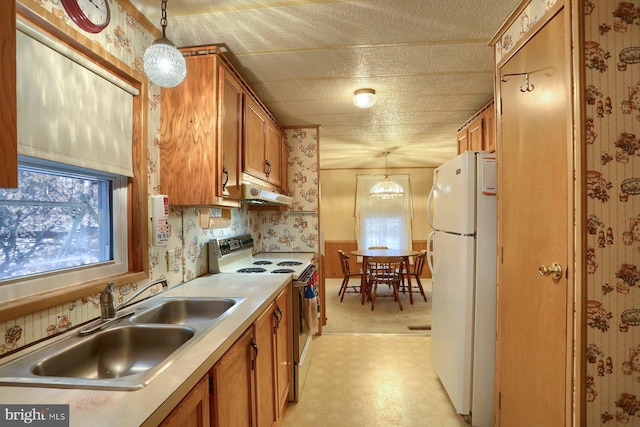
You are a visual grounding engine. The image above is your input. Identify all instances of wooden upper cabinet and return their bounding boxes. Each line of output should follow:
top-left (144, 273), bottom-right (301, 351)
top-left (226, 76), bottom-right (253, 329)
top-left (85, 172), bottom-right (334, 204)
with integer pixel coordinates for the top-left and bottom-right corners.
top-left (265, 119), bottom-right (281, 187)
top-left (457, 128), bottom-right (469, 154)
top-left (161, 54), bottom-right (218, 205)
top-left (243, 95), bottom-right (268, 182)
top-left (1, 0), bottom-right (17, 188)
top-left (457, 100), bottom-right (495, 154)
top-left (281, 134), bottom-right (289, 196)
top-left (482, 107), bottom-right (496, 153)
top-left (218, 63), bottom-right (243, 199)
top-left (468, 115), bottom-right (484, 151)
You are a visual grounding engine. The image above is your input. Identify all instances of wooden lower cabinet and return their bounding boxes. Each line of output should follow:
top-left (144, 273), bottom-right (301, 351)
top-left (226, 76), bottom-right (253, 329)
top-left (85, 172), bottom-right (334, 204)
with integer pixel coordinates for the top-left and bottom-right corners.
top-left (211, 327), bottom-right (256, 427)
top-left (160, 376), bottom-right (210, 427)
top-left (210, 289), bottom-right (291, 427)
top-left (274, 287), bottom-right (291, 418)
top-left (254, 302), bottom-right (277, 427)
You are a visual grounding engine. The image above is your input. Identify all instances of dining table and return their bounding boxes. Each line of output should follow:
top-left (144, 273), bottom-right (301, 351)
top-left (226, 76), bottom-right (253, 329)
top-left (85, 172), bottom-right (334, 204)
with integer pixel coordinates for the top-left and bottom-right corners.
top-left (350, 249), bottom-right (420, 305)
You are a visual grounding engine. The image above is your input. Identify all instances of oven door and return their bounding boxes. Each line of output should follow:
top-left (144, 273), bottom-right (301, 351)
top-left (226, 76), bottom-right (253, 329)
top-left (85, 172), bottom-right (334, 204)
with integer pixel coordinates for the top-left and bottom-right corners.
top-left (290, 276), bottom-right (314, 402)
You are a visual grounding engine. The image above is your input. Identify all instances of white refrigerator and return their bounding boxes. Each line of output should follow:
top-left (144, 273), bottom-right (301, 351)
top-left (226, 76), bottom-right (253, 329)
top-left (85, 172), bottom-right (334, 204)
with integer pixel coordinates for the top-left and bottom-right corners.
top-left (426, 151), bottom-right (497, 427)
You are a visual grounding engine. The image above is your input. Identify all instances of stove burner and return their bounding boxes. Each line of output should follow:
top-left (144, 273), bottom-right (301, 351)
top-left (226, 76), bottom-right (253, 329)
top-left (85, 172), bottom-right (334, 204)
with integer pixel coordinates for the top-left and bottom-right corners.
top-left (237, 267), bottom-right (267, 273)
top-left (253, 261), bottom-right (273, 265)
top-left (278, 261), bottom-right (302, 267)
top-left (272, 268), bottom-right (295, 274)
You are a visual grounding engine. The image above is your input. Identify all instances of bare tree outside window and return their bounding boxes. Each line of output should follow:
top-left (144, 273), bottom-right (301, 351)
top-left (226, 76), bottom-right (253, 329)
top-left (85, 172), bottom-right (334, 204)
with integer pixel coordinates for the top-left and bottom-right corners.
top-left (0, 165), bottom-right (112, 281)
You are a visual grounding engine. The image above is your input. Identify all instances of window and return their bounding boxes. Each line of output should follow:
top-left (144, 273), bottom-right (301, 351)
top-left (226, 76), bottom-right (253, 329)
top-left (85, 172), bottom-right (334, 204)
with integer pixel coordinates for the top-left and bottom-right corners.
top-left (355, 175), bottom-right (413, 251)
top-left (0, 157), bottom-right (128, 297)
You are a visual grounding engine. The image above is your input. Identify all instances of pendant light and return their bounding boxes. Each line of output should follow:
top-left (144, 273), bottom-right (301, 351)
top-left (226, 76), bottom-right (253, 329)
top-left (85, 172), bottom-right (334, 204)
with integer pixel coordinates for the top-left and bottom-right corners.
top-left (143, 0), bottom-right (186, 88)
top-left (370, 152), bottom-right (405, 199)
top-left (353, 88), bottom-right (376, 108)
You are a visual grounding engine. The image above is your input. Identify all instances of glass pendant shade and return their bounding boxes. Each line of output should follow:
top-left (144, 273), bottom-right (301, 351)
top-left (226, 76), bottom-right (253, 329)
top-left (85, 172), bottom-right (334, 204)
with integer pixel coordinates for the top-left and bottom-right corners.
top-left (370, 152), bottom-right (404, 199)
top-left (143, 37), bottom-right (186, 88)
top-left (370, 176), bottom-right (405, 199)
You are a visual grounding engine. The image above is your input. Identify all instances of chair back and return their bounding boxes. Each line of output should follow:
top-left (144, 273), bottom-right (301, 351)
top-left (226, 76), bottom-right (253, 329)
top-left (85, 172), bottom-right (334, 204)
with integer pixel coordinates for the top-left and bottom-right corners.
top-left (366, 256), bottom-right (404, 284)
top-left (338, 250), bottom-right (351, 275)
top-left (413, 250), bottom-right (427, 275)
top-left (368, 246), bottom-right (389, 250)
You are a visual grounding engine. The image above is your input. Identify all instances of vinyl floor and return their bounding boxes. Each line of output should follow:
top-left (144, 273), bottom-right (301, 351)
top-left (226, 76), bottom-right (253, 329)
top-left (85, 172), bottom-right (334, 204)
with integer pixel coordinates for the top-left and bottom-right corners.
top-left (282, 279), bottom-right (468, 427)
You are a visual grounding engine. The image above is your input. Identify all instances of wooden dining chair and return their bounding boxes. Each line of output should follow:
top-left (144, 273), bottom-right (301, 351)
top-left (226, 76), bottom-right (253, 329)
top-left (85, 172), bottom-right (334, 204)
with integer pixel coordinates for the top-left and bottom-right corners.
top-left (338, 250), bottom-right (362, 302)
top-left (367, 246), bottom-right (388, 250)
top-left (402, 250), bottom-right (428, 303)
top-left (365, 256), bottom-right (404, 311)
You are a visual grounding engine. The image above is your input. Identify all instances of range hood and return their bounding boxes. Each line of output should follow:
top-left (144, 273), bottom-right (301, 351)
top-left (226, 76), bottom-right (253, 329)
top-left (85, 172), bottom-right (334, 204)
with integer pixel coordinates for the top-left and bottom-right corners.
top-left (238, 183), bottom-right (292, 206)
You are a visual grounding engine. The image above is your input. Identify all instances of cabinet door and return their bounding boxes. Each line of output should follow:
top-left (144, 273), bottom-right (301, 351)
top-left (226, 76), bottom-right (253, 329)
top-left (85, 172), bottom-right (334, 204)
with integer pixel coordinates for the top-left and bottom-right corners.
top-left (160, 375), bottom-right (210, 427)
top-left (218, 64), bottom-right (243, 198)
top-left (243, 96), bottom-right (268, 181)
top-left (280, 134), bottom-right (289, 195)
top-left (482, 107), bottom-right (495, 153)
top-left (211, 328), bottom-right (255, 427)
top-left (161, 55), bottom-right (217, 205)
top-left (254, 302), bottom-right (277, 427)
top-left (265, 119), bottom-right (281, 186)
top-left (467, 115), bottom-right (484, 151)
top-left (457, 128), bottom-right (468, 154)
top-left (274, 287), bottom-right (291, 417)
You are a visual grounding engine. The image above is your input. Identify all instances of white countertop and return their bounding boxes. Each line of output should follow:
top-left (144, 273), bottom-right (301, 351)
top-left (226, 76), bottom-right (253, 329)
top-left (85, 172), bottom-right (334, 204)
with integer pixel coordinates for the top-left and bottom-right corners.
top-left (0, 273), bottom-right (291, 427)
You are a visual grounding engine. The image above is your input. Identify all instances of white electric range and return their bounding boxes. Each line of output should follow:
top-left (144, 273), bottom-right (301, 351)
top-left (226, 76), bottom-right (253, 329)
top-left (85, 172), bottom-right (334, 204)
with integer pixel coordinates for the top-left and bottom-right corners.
top-left (208, 235), bottom-right (317, 402)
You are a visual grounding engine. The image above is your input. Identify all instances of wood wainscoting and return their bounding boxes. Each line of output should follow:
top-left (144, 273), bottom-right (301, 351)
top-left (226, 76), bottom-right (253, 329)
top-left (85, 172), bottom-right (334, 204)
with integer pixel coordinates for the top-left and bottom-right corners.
top-left (324, 241), bottom-right (432, 279)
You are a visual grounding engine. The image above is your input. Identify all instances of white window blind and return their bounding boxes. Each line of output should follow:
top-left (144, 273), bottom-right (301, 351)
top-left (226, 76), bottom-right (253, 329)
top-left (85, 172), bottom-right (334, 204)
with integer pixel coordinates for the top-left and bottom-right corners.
top-left (16, 23), bottom-right (135, 177)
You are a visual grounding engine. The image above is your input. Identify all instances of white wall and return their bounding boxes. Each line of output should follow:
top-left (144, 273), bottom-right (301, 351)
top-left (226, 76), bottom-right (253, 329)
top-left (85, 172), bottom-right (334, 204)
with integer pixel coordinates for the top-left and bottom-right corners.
top-left (319, 167), bottom-right (435, 242)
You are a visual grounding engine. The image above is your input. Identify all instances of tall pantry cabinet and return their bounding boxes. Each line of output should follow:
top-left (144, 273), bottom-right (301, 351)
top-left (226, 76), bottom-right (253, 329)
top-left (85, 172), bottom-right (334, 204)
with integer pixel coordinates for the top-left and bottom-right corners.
top-left (490, 0), bottom-right (584, 425)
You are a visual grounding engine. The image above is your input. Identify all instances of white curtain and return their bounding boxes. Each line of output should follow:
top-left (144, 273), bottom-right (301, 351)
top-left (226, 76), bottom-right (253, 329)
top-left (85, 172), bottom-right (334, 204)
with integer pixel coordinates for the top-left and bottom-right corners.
top-left (355, 174), bottom-right (413, 251)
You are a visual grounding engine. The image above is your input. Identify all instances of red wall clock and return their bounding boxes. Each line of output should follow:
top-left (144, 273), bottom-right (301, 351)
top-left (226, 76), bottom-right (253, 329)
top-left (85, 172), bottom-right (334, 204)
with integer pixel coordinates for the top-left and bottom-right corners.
top-left (61, 0), bottom-right (110, 34)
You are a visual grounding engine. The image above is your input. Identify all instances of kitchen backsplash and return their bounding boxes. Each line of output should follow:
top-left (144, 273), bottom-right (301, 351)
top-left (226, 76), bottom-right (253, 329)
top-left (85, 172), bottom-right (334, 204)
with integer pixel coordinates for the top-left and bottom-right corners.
top-left (1, 1), bottom-right (318, 357)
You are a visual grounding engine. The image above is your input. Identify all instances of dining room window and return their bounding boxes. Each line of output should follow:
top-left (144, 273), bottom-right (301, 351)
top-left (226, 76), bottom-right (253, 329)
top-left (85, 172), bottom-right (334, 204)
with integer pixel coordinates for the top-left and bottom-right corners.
top-left (355, 175), bottom-right (413, 250)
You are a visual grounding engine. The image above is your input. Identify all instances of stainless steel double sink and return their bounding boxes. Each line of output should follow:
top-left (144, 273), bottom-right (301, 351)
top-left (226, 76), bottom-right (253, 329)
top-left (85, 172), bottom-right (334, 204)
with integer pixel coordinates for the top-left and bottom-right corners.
top-left (0, 296), bottom-right (244, 391)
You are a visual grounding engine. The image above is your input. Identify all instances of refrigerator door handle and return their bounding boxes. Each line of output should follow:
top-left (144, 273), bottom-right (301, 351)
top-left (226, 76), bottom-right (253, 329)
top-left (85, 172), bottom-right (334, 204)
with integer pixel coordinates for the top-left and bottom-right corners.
top-left (426, 230), bottom-right (435, 274)
top-left (427, 185), bottom-right (436, 229)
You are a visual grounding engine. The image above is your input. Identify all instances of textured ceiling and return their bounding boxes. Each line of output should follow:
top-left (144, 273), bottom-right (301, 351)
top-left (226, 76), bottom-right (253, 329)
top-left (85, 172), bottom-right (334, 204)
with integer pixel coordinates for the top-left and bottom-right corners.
top-left (128, 0), bottom-right (520, 169)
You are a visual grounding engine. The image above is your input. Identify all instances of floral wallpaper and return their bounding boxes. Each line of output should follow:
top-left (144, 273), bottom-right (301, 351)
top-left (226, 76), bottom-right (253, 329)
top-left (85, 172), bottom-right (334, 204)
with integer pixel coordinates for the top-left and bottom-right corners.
top-left (584, 0), bottom-right (640, 424)
top-left (257, 128), bottom-right (319, 253)
top-left (1, 1), bottom-right (319, 357)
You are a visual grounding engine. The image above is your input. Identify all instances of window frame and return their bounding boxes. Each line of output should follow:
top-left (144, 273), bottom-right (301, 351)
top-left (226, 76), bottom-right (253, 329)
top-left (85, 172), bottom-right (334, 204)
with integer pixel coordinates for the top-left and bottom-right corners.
top-left (0, 7), bottom-right (149, 323)
top-left (0, 157), bottom-right (129, 296)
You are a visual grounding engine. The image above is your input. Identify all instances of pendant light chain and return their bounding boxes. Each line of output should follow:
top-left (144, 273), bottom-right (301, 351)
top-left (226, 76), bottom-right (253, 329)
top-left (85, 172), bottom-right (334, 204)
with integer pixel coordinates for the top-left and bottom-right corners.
top-left (160, 0), bottom-right (168, 37)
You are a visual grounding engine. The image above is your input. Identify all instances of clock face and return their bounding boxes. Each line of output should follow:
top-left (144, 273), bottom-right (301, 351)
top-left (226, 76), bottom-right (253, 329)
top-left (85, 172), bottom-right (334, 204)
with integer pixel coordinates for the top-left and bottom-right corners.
top-left (61, 0), bottom-right (111, 33)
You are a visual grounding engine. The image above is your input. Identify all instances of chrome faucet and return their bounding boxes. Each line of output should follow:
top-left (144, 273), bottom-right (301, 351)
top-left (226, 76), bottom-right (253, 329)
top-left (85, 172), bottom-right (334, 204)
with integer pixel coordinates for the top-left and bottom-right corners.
top-left (79, 279), bottom-right (169, 336)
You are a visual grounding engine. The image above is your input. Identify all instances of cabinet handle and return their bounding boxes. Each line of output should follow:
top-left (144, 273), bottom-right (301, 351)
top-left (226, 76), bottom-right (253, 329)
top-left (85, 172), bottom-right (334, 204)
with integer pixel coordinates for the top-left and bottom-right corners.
top-left (250, 337), bottom-right (258, 370)
top-left (273, 309), bottom-right (279, 334)
top-left (265, 160), bottom-right (271, 177)
top-left (276, 306), bottom-right (283, 328)
top-left (221, 166), bottom-right (229, 191)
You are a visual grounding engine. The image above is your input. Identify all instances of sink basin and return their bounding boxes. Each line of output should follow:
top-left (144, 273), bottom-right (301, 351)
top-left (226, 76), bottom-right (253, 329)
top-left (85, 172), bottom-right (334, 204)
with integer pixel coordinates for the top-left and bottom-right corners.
top-left (31, 325), bottom-right (194, 379)
top-left (130, 297), bottom-right (238, 325)
top-left (0, 296), bottom-right (245, 390)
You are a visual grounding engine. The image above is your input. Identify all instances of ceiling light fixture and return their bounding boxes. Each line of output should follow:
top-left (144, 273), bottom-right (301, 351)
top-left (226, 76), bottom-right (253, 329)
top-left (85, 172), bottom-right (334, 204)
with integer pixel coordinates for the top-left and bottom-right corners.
top-left (370, 152), bottom-right (404, 199)
top-left (143, 0), bottom-right (186, 88)
top-left (353, 88), bottom-right (376, 108)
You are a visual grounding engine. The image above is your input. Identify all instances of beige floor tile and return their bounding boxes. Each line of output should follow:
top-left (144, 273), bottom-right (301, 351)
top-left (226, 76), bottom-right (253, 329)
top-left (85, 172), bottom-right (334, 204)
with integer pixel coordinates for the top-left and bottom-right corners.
top-left (283, 335), bottom-right (469, 427)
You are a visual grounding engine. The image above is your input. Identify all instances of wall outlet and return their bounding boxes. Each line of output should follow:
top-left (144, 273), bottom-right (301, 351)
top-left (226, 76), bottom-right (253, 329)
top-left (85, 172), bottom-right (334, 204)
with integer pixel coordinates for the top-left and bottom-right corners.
top-left (167, 249), bottom-right (180, 272)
